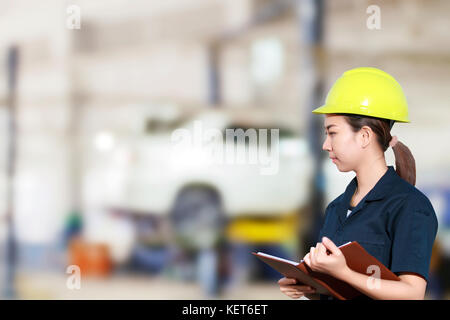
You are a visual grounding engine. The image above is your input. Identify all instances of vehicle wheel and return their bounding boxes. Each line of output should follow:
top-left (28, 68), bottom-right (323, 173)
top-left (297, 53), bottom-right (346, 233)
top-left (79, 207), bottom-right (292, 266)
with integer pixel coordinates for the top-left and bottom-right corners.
top-left (170, 186), bottom-right (226, 297)
top-left (170, 186), bottom-right (225, 250)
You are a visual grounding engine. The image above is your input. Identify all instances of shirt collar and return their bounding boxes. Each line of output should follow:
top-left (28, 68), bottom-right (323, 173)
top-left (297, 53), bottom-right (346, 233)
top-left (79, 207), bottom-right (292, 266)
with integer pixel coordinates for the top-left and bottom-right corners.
top-left (337, 166), bottom-right (397, 223)
top-left (344, 165), bottom-right (397, 203)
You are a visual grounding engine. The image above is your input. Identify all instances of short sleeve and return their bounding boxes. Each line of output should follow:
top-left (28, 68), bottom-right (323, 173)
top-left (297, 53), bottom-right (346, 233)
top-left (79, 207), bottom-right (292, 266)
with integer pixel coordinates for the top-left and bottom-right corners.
top-left (316, 206), bottom-right (329, 242)
top-left (316, 199), bottom-right (339, 243)
top-left (390, 193), bottom-right (439, 282)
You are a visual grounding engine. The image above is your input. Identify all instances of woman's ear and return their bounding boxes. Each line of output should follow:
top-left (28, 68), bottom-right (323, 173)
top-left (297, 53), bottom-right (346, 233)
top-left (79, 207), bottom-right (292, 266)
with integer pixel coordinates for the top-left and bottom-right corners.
top-left (359, 126), bottom-right (373, 148)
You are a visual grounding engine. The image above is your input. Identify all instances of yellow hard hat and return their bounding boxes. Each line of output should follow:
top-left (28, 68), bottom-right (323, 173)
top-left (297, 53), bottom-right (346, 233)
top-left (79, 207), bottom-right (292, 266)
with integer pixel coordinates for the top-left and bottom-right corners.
top-left (312, 67), bottom-right (410, 123)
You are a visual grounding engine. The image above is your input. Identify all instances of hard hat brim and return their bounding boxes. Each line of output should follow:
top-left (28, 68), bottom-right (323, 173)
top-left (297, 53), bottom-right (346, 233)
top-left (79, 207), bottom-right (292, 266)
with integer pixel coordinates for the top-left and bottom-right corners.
top-left (312, 104), bottom-right (410, 123)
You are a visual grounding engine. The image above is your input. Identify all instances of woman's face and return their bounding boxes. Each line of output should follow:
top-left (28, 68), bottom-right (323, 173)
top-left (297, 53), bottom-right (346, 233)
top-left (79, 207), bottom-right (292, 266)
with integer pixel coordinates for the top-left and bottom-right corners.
top-left (322, 114), bottom-right (362, 172)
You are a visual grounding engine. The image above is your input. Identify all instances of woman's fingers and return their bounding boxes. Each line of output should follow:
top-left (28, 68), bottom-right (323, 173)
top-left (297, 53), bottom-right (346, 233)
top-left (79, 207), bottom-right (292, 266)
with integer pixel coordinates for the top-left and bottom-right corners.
top-left (278, 277), bottom-right (316, 299)
top-left (277, 278), bottom-right (313, 290)
top-left (317, 242), bottom-right (327, 257)
top-left (280, 285), bottom-right (316, 293)
top-left (281, 287), bottom-right (316, 299)
top-left (310, 246), bottom-right (316, 265)
top-left (278, 277), bottom-right (297, 285)
top-left (302, 252), bottom-right (310, 264)
top-left (304, 253), bottom-right (311, 267)
top-left (280, 287), bottom-right (316, 292)
top-left (282, 289), bottom-right (316, 296)
top-left (285, 285), bottom-right (315, 291)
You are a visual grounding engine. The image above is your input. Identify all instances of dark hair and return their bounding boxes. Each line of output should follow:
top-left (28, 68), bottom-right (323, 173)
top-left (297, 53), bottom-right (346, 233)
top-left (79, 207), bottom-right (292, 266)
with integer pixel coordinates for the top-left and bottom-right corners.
top-left (340, 113), bottom-right (416, 186)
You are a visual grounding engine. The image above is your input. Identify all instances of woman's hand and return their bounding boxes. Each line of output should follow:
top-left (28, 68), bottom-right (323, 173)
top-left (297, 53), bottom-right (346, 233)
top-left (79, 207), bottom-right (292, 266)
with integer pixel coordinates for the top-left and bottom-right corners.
top-left (278, 277), bottom-right (316, 299)
top-left (303, 237), bottom-right (350, 280)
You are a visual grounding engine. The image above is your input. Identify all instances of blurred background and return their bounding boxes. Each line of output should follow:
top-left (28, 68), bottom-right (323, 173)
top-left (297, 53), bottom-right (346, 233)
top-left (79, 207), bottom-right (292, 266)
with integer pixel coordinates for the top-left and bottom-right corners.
top-left (0, 0), bottom-right (450, 300)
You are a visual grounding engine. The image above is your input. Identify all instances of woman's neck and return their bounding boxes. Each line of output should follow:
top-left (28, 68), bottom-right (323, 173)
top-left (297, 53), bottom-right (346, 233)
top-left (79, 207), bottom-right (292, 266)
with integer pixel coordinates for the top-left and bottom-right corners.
top-left (354, 159), bottom-right (388, 197)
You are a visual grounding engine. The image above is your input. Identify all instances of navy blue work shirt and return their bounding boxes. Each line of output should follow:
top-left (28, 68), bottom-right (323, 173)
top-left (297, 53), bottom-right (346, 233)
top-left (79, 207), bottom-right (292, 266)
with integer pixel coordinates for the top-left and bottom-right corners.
top-left (317, 165), bottom-right (438, 300)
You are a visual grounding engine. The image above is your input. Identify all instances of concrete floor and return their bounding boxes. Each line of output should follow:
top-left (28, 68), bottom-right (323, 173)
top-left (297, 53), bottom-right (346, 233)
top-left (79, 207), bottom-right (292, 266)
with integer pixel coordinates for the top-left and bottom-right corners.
top-left (14, 271), bottom-right (293, 300)
top-left (12, 271), bottom-right (450, 300)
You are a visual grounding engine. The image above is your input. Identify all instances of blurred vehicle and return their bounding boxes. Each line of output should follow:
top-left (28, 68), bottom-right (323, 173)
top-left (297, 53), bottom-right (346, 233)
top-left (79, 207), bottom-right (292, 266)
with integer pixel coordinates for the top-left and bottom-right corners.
top-left (104, 106), bottom-right (314, 295)
top-left (117, 109), bottom-right (311, 213)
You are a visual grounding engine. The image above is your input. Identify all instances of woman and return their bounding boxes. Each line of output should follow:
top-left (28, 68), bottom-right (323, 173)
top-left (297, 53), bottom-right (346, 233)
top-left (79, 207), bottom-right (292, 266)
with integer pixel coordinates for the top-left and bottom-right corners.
top-left (279, 67), bottom-right (438, 300)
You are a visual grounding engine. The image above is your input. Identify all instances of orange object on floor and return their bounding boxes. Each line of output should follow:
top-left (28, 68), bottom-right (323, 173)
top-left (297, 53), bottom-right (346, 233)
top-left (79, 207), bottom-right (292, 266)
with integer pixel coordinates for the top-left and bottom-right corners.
top-left (68, 238), bottom-right (112, 277)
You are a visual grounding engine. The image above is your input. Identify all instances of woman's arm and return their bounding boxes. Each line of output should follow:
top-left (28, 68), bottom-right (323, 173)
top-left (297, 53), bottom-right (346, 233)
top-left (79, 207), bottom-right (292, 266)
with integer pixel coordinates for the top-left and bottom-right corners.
top-left (337, 269), bottom-right (427, 300)
top-left (304, 237), bottom-right (427, 300)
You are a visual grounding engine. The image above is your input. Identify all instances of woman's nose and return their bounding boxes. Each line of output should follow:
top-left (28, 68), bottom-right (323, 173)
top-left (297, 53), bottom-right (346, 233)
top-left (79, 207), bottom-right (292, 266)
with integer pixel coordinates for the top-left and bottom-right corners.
top-left (322, 135), bottom-right (331, 151)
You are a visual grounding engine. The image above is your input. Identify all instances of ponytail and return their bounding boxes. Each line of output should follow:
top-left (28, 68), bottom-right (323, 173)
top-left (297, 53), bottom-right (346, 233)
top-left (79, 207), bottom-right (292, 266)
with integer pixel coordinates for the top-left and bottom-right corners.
top-left (342, 114), bottom-right (417, 186)
top-left (391, 140), bottom-right (416, 186)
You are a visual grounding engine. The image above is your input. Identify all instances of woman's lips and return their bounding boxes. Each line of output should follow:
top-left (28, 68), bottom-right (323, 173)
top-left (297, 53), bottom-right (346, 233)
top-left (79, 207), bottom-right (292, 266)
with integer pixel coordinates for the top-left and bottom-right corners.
top-left (330, 157), bottom-right (338, 163)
